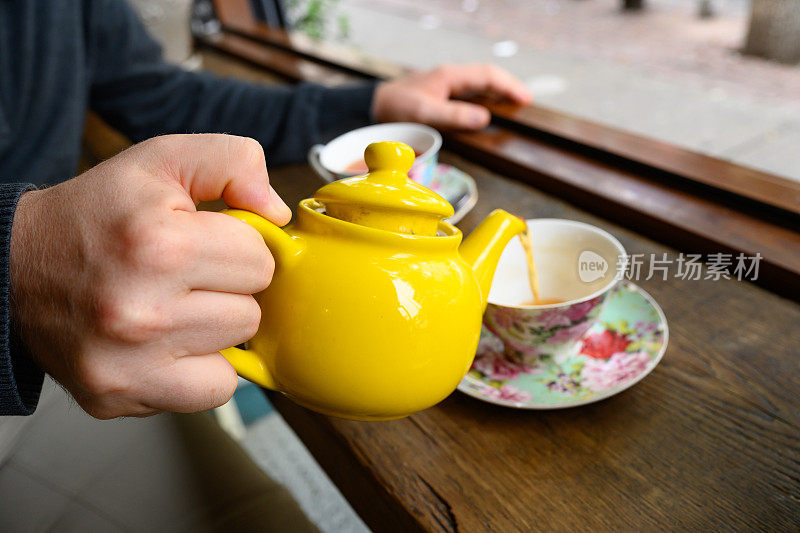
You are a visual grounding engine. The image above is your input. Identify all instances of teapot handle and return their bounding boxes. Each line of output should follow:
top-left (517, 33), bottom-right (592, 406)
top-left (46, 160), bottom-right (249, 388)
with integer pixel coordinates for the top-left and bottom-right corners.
top-left (219, 209), bottom-right (303, 390)
top-left (220, 346), bottom-right (276, 390)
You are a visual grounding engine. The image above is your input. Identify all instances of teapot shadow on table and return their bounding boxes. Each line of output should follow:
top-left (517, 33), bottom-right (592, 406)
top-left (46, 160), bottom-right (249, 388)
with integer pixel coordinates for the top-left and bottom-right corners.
top-left (220, 141), bottom-right (527, 421)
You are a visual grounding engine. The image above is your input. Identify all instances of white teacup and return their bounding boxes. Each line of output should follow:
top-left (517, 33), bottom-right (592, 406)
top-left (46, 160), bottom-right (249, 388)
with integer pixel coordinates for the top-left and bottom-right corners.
top-left (308, 123), bottom-right (442, 186)
top-left (485, 219), bottom-right (627, 366)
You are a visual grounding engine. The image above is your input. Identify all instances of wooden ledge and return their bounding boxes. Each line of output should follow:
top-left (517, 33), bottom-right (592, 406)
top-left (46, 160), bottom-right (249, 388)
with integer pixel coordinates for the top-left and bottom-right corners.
top-left (196, 33), bottom-right (353, 87)
top-left (480, 101), bottom-right (800, 216)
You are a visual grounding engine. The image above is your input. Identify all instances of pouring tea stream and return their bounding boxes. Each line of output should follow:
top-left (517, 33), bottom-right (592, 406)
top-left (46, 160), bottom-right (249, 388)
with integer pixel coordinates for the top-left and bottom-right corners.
top-left (220, 141), bottom-right (526, 420)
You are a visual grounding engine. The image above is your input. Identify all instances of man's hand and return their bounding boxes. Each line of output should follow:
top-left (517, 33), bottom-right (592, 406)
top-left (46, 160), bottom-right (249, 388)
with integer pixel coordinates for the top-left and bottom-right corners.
top-left (372, 63), bottom-right (532, 130)
top-left (10, 134), bottom-right (290, 419)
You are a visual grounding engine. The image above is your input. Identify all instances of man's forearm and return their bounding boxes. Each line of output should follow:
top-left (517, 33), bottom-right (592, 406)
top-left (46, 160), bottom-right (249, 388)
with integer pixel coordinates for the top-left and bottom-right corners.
top-left (108, 73), bottom-right (376, 166)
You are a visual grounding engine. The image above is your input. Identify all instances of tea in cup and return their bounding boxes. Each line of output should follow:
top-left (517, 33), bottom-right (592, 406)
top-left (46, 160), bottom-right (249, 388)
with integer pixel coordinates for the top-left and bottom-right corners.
top-left (484, 219), bottom-right (627, 366)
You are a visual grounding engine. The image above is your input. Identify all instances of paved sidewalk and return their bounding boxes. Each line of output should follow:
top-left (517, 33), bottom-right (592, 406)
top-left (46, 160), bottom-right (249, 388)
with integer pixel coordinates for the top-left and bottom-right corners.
top-left (340, 0), bottom-right (800, 183)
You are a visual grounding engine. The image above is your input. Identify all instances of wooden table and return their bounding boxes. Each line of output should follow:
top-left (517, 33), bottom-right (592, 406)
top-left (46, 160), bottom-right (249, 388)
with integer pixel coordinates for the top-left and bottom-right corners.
top-left (263, 152), bottom-right (800, 532)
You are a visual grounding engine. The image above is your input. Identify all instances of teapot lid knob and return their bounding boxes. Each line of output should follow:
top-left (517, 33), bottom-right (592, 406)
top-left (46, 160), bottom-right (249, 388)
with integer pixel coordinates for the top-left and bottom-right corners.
top-left (364, 141), bottom-right (415, 175)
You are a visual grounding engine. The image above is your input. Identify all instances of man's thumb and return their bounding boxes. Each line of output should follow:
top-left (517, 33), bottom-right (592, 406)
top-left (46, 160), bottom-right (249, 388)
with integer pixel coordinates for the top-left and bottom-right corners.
top-left (146, 134), bottom-right (291, 225)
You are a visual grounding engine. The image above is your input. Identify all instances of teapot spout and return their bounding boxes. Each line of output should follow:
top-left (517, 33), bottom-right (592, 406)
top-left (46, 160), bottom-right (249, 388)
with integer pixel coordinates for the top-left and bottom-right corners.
top-left (459, 210), bottom-right (527, 310)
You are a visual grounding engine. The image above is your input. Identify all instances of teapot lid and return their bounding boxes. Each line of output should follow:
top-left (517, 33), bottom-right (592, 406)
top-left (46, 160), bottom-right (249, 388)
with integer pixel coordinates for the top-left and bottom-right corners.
top-left (314, 141), bottom-right (454, 236)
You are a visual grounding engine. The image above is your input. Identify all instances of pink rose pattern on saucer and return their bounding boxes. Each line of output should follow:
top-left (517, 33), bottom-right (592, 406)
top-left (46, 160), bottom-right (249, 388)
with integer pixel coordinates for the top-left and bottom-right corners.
top-left (460, 283), bottom-right (667, 409)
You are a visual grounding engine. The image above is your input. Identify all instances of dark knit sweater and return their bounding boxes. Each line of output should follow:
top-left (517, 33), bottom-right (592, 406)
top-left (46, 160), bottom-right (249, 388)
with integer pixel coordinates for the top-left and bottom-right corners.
top-left (0, 0), bottom-right (375, 415)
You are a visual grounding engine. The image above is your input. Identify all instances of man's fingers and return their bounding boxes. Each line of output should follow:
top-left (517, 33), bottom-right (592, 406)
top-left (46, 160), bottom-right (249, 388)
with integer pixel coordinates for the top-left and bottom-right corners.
top-left (419, 99), bottom-right (491, 130)
top-left (176, 210), bottom-right (274, 294)
top-left (169, 291), bottom-right (262, 356)
top-left (141, 352), bottom-right (239, 413)
top-left (143, 134), bottom-right (291, 226)
top-left (438, 63), bottom-right (532, 104)
top-left (72, 291), bottom-right (258, 418)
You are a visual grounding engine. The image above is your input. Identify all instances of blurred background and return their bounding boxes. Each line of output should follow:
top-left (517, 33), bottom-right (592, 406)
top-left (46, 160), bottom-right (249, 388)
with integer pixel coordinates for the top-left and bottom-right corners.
top-left (306, 0), bottom-right (800, 183)
top-left (132, 0), bottom-right (800, 185)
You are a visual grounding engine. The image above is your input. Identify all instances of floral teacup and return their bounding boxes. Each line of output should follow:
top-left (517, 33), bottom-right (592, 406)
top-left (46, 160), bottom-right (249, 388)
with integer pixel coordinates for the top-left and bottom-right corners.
top-left (484, 219), bottom-right (627, 367)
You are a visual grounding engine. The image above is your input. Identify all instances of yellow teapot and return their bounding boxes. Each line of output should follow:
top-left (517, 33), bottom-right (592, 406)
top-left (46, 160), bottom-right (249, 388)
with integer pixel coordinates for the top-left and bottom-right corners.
top-left (221, 141), bottom-right (526, 420)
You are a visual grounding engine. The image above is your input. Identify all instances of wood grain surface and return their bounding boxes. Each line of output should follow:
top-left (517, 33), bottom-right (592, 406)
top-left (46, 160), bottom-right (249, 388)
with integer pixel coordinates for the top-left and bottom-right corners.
top-left (263, 154), bottom-right (800, 532)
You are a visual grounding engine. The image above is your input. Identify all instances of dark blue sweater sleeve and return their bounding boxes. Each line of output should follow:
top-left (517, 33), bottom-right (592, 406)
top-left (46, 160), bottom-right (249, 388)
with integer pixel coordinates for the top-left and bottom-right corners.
top-left (87, 0), bottom-right (375, 165)
top-left (0, 184), bottom-right (43, 416)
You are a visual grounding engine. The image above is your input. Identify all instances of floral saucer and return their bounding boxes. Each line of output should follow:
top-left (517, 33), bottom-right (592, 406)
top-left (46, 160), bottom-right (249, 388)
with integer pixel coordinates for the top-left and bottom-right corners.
top-left (458, 282), bottom-right (668, 409)
top-left (424, 164), bottom-right (478, 225)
